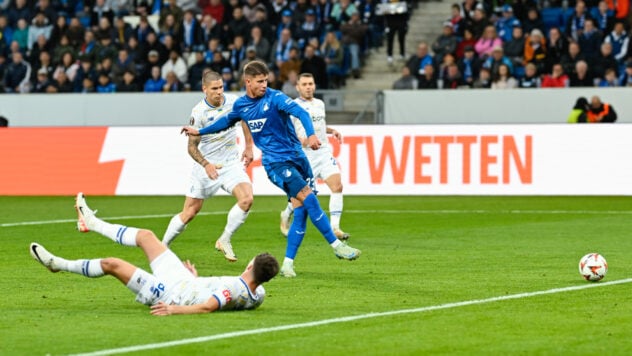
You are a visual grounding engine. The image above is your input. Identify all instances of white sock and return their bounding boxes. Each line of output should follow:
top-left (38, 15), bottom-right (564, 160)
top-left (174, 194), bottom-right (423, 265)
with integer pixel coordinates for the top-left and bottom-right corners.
top-left (162, 214), bottom-right (186, 246)
top-left (91, 216), bottom-right (139, 246)
top-left (281, 202), bottom-right (294, 219)
top-left (283, 257), bottom-right (294, 265)
top-left (219, 204), bottom-right (249, 242)
top-left (329, 193), bottom-right (343, 230)
top-left (63, 258), bottom-right (105, 277)
top-left (330, 239), bottom-right (342, 248)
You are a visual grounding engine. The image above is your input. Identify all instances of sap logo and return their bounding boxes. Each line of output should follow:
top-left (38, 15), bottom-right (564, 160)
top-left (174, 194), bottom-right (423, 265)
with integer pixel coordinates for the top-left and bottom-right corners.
top-left (248, 118), bottom-right (267, 132)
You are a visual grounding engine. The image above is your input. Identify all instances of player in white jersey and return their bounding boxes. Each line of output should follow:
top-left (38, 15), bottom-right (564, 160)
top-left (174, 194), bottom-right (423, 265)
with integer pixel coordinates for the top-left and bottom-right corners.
top-left (280, 73), bottom-right (350, 241)
top-left (162, 70), bottom-right (255, 262)
top-left (29, 193), bottom-right (279, 315)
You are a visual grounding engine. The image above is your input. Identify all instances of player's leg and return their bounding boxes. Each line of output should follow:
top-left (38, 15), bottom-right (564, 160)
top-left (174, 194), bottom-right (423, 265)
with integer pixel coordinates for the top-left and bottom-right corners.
top-left (215, 181), bottom-right (253, 262)
top-left (280, 199), bottom-right (307, 277)
top-left (323, 172), bottom-right (349, 240)
top-left (76, 192), bottom-right (141, 247)
top-left (279, 201), bottom-right (294, 237)
top-left (162, 197), bottom-right (204, 247)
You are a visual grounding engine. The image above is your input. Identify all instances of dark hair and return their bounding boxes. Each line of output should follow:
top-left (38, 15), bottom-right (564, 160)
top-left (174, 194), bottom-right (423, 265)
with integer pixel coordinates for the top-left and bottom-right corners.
top-left (243, 60), bottom-right (269, 77)
top-left (252, 253), bottom-right (279, 284)
top-left (573, 97), bottom-right (588, 110)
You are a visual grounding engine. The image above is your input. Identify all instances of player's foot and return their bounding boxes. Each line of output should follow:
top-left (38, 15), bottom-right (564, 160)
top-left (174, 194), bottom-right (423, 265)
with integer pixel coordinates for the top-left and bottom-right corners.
top-left (75, 192), bottom-right (96, 232)
top-left (29, 243), bottom-right (60, 272)
top-left (280, 261), bottom-right (296, 278)
top-left (334, 242), bottom-right (361, 260)
top-left (215, 238), bottom-right (237, 262)
top-left (280, 211), bottom-right (290, 237)
top-left (333, 228), bottom-right (350, 241)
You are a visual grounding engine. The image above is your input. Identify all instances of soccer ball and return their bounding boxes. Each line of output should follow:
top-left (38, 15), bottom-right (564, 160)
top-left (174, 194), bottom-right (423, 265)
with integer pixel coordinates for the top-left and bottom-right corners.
top-left (578, 253), bottom-right (608, 281)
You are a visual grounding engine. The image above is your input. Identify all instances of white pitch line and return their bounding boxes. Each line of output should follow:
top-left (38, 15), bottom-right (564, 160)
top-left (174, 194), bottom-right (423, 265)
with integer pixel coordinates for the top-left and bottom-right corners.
top-left (3, 209), bottom-right (632, 228)
top-left (70, 278), bottom-right (632, 356)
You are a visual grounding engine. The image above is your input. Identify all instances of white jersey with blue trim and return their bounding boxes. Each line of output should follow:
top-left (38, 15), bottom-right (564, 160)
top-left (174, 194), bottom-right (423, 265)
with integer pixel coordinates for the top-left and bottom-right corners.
top-left (291, 97), bottom-right (330, 153)
top-left (188, 93), bottom-right (241, 166)
top-left (167, 276), bottom-right (265, 311)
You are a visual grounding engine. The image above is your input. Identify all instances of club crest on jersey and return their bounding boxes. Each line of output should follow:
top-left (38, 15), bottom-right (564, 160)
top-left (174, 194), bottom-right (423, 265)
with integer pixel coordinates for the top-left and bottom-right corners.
top-left (248, 118), bottom-right (267, 132)
top-left (263, 103), bottom-right (269, 111)
top-left (189, 117), bottom-right (195, 125)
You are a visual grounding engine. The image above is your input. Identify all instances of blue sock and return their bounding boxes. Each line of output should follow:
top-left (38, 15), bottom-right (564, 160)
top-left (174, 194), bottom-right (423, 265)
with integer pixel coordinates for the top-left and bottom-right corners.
top-left (303, 194), bottom-right (337, 244)
top-left (286, 206), bottom-right (307, 259)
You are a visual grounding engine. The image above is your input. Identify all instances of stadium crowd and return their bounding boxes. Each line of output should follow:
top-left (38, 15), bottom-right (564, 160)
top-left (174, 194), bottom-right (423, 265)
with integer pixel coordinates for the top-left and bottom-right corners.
top-left (0, 0), bottom-right (396, 94)
top-left (394, 0), bottom-right (632, 90)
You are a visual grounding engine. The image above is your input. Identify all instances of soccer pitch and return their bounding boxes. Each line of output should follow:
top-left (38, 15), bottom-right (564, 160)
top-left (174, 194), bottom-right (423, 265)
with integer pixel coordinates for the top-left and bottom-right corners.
top-left (3, 195), bottom-right (632, 355)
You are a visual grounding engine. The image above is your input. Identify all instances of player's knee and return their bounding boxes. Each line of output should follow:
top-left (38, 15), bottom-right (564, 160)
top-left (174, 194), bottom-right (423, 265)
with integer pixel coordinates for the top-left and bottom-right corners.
top-left (101, 257), bottom-right (123, 273)
top-left (182, 206), bottom-right (201, 222)
top-left (330, 181), bottom-right (343, 193)
top-left (238, 194), bottom-right (253, 211)
top-left (136, 229), bottom-right (159, 245)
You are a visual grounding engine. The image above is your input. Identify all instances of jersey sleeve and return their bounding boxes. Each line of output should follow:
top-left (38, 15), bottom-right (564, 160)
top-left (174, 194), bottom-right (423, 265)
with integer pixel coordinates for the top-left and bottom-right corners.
top-left (291, 115), bottom-right (307, 139)
top-left (275, 92), bottom-right (315, 137)
top-left (211, 284), bottom-right (235, 310)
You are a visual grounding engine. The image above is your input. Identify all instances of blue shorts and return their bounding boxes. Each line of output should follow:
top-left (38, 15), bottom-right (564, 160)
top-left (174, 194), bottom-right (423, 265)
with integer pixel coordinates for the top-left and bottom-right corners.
top-left (265, 156), bottom-right (316, 200)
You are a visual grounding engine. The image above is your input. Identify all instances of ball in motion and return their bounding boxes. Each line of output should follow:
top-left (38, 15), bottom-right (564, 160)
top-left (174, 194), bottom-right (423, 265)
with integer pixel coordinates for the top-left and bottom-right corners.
top-left (578, 253), bottom-right (608, 281)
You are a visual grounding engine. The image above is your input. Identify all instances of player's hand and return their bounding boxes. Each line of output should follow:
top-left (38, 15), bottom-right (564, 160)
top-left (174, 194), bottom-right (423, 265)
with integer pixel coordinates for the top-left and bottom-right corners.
top-left (205, 163), bottom-right (223, 180)
top-left (181, 127), bottom-right (200, 136)
top-left (242, 148), bottom-right (254, 167)
top-left (331, 129), bottom-right (342, 142)
top-left (183, 259), bottom-right (198, 277)
top-left (150, 301), bottom-right (171, 316)
top-left (306, 135), bottom-right (322, 150)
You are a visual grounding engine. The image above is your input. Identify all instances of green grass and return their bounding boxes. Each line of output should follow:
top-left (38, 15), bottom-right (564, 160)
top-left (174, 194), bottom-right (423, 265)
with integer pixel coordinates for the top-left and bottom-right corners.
top-left (2, 195), bottom-right (632, 355)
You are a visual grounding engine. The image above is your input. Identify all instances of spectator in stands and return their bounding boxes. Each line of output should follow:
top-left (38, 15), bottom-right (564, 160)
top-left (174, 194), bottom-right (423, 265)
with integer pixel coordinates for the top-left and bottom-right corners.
top-left (33, 67), bottom-right (52, 92)
top-left (418, 63), bottom-right (438, 89)
top-left (96, 71), bottom-right (116, 92)
top-left (228, 35), bottom-right (247, 71)
top-left (96, 17), bottom-right (115, 42)
top-left (250, 7), bottom-right (274, 44)
top-left (4, 52), bottom-right (31, 93)
top-left (125, 36), bottom-right (143, 67)
top-left (73, 55), bottom-right (98, 91)
top-left (278, 46), bottom-right (301, 83)
top-left (117, 69), bottom-right (140, 91)
top-left (226, 6), bottom-right (251, 46)
top-left (541, 63), bottom-right (569, 87)
top-left (312, 0), bottom-right (333, 33)
top-left (209, 50), bottom-right (229, 73)
top-left (465, 6), bottom-right (489, 39)
top-left (495, 4), bottom-right (520, 42)
top-left (592, 42), bottom-right (619, 80)
top-left (49, 16), bottom-right (68, 48)
top-left (188, 51), bottom-right (208, 90)
top-left (163, 70), bottom-right (184, 91)
top-left (13, 19), bottom-right (29, 52)
top-left (159, 13), bottom-right (181, 44)
top-left (80, 76), bottom-right (95, 92)
top-left (565, 0), bottom-right (592, 42)
top-left (586, 95), bottom-right (617, 122)
top-left (53, 51), bottom-right (79, 83)
top-left (7, 0), bottom-right (32, 28)
top-left (448, 3), bottom-right (465, 37)
top-left (442, 63), bottom-right (462, 89)
top-left (457, 45), bottom-right (480, 87)
top-left (281, 68), bottom-right (299, 97)
top-left (179, 10), bottom-right (203, 53)
top-left (200, 0), bottom-right (225, 25)
top-left (340, 11), bottom-right (367, 79)
top-left (296, 8), bottom-right (321, 50)
top-left (266, 68), bottom-right (282, 89)
top-left (30, 34), bottom-right (52, 68)
top-left (522, 7), bottom-right (545, 36)
top-left (112, 48), bottom-right (136, 85)
top-left (221, 66), bottom-right (237, 91)
top-left (275, 9), bottom-right (297, 42)
top-left (518, 62), bottom-right (541, 88)
top-left (459, 0), bottom-right (478, 23)
top-left (604, 21), bottom-right (629, 69)
top-left (248, 26), bottom-right (271, 64)
top-left (144, 65), bottom-right (166, 91)
top-left (242, 0), bottom-right (262, 24)
top-left (482, 45), bottom-right (513, 77)
top-left (591, 0), bottom-right (615, 34)
top-left (472, 66), bottom-right (491, 88)
top-left (142, 32), bottom-right (168, 65)
top-left (134, 15), bottom-right (155, 45)
top-left (432, 21), bottom-right (458, 65)
top-left (67, 17), bottom-right (86, 49)
top-left (437, 53), bottom-right (457, 80)
top-left (159, 0), bottom-right (184, 31)
top-left (578, 19), bottom-right (602, 65)
top-left (491, 63), bottom-right (517, 89)
top-left (569, 60), bottom-right (595, 87)
top-left (560, 41), bottom-right (585, 76)
top-left (454, 28), bottom-right (477, 59)
top-left (392, 65), bottom-right (417, 89)
top-left (300, 43), bottom-right (328, 89)
top-left (406, 41), bottom-right (434, 79)
top-left (330, 0), bottom-right (357, 29)
top-left (98, 56), bottom-right (114, 76)
top-left (273, 28), bottom-right (296, 70)
top-left (48, 70), bottom-right (74, 92)
top-left (321, 30), bottom-right (345, 88)
top-left (523, 28), bottom-right (547, 75)
top-left (53, 34), bottom-right (75, 64)
top-left (91, 0), bottom-right (114, 29)
top-left (382, 0), bottom-right (409, 64)
top-left (111, 0), bottom-right (133, 17)
top-left (199, 14), bottom-right (223, 46)
top-left (161, 48), bottom-right (188, 83)
top-left (546, 27), bottom-right (568, 73)
top-left (503, 25), bottom-right (525, 69)
top-left (619, 61), bottom-right (632, 85)
top-left (94, 33), bottom-right (118, 64)
top-left (598, 67), bottom-right (619, 86)
top-left (475, 25), bottom-right (502, 59)
top-left (32, 50), bottom-right (54, 84)
top-left (27, 12), bottom-right (53, 52)
top-left (54, 0), bottom-right (78, 19)
top-left (567, 97), bottom-right (588, 123)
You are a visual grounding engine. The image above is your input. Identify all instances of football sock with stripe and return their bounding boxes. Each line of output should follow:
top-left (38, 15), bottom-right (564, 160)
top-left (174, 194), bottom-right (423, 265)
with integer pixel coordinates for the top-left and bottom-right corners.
top-left (60, 258), bottom-right (105, 277)
top-left (285, 206), bottom-right (307, 259)
top-left (91, 217), bottom-right (139, 246)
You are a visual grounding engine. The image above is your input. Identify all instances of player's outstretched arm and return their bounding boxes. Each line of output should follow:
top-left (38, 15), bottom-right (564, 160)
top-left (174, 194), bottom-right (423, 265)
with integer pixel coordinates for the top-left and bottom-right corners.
top-left (150, 297), bottom-right (219, 316)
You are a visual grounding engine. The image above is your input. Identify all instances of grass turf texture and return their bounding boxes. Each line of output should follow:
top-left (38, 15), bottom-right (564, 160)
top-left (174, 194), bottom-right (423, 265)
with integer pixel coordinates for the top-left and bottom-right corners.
top-left (2, 195), bottom-right (632, 355)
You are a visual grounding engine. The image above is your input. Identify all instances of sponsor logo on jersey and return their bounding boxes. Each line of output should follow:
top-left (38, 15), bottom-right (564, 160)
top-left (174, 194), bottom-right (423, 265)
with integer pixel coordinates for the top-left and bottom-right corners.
top-left (222, 289), bottom-right (232, 303)
top-left (248, 118), bottom-right (267, 132)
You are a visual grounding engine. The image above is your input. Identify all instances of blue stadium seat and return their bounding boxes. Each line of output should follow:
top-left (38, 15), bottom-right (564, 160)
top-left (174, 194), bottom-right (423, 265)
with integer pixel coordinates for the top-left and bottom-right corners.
top-left (541, 7), bottom-right (564, 32)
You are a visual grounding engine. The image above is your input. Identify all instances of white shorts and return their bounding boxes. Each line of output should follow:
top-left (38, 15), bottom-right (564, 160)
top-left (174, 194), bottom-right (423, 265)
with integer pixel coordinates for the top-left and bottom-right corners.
top-left (187, 161), bottom-right (250, 199)
top-left (305, 147), bottom-right (341, 180)
top-left (129, 249), bottom-right (194, 305)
